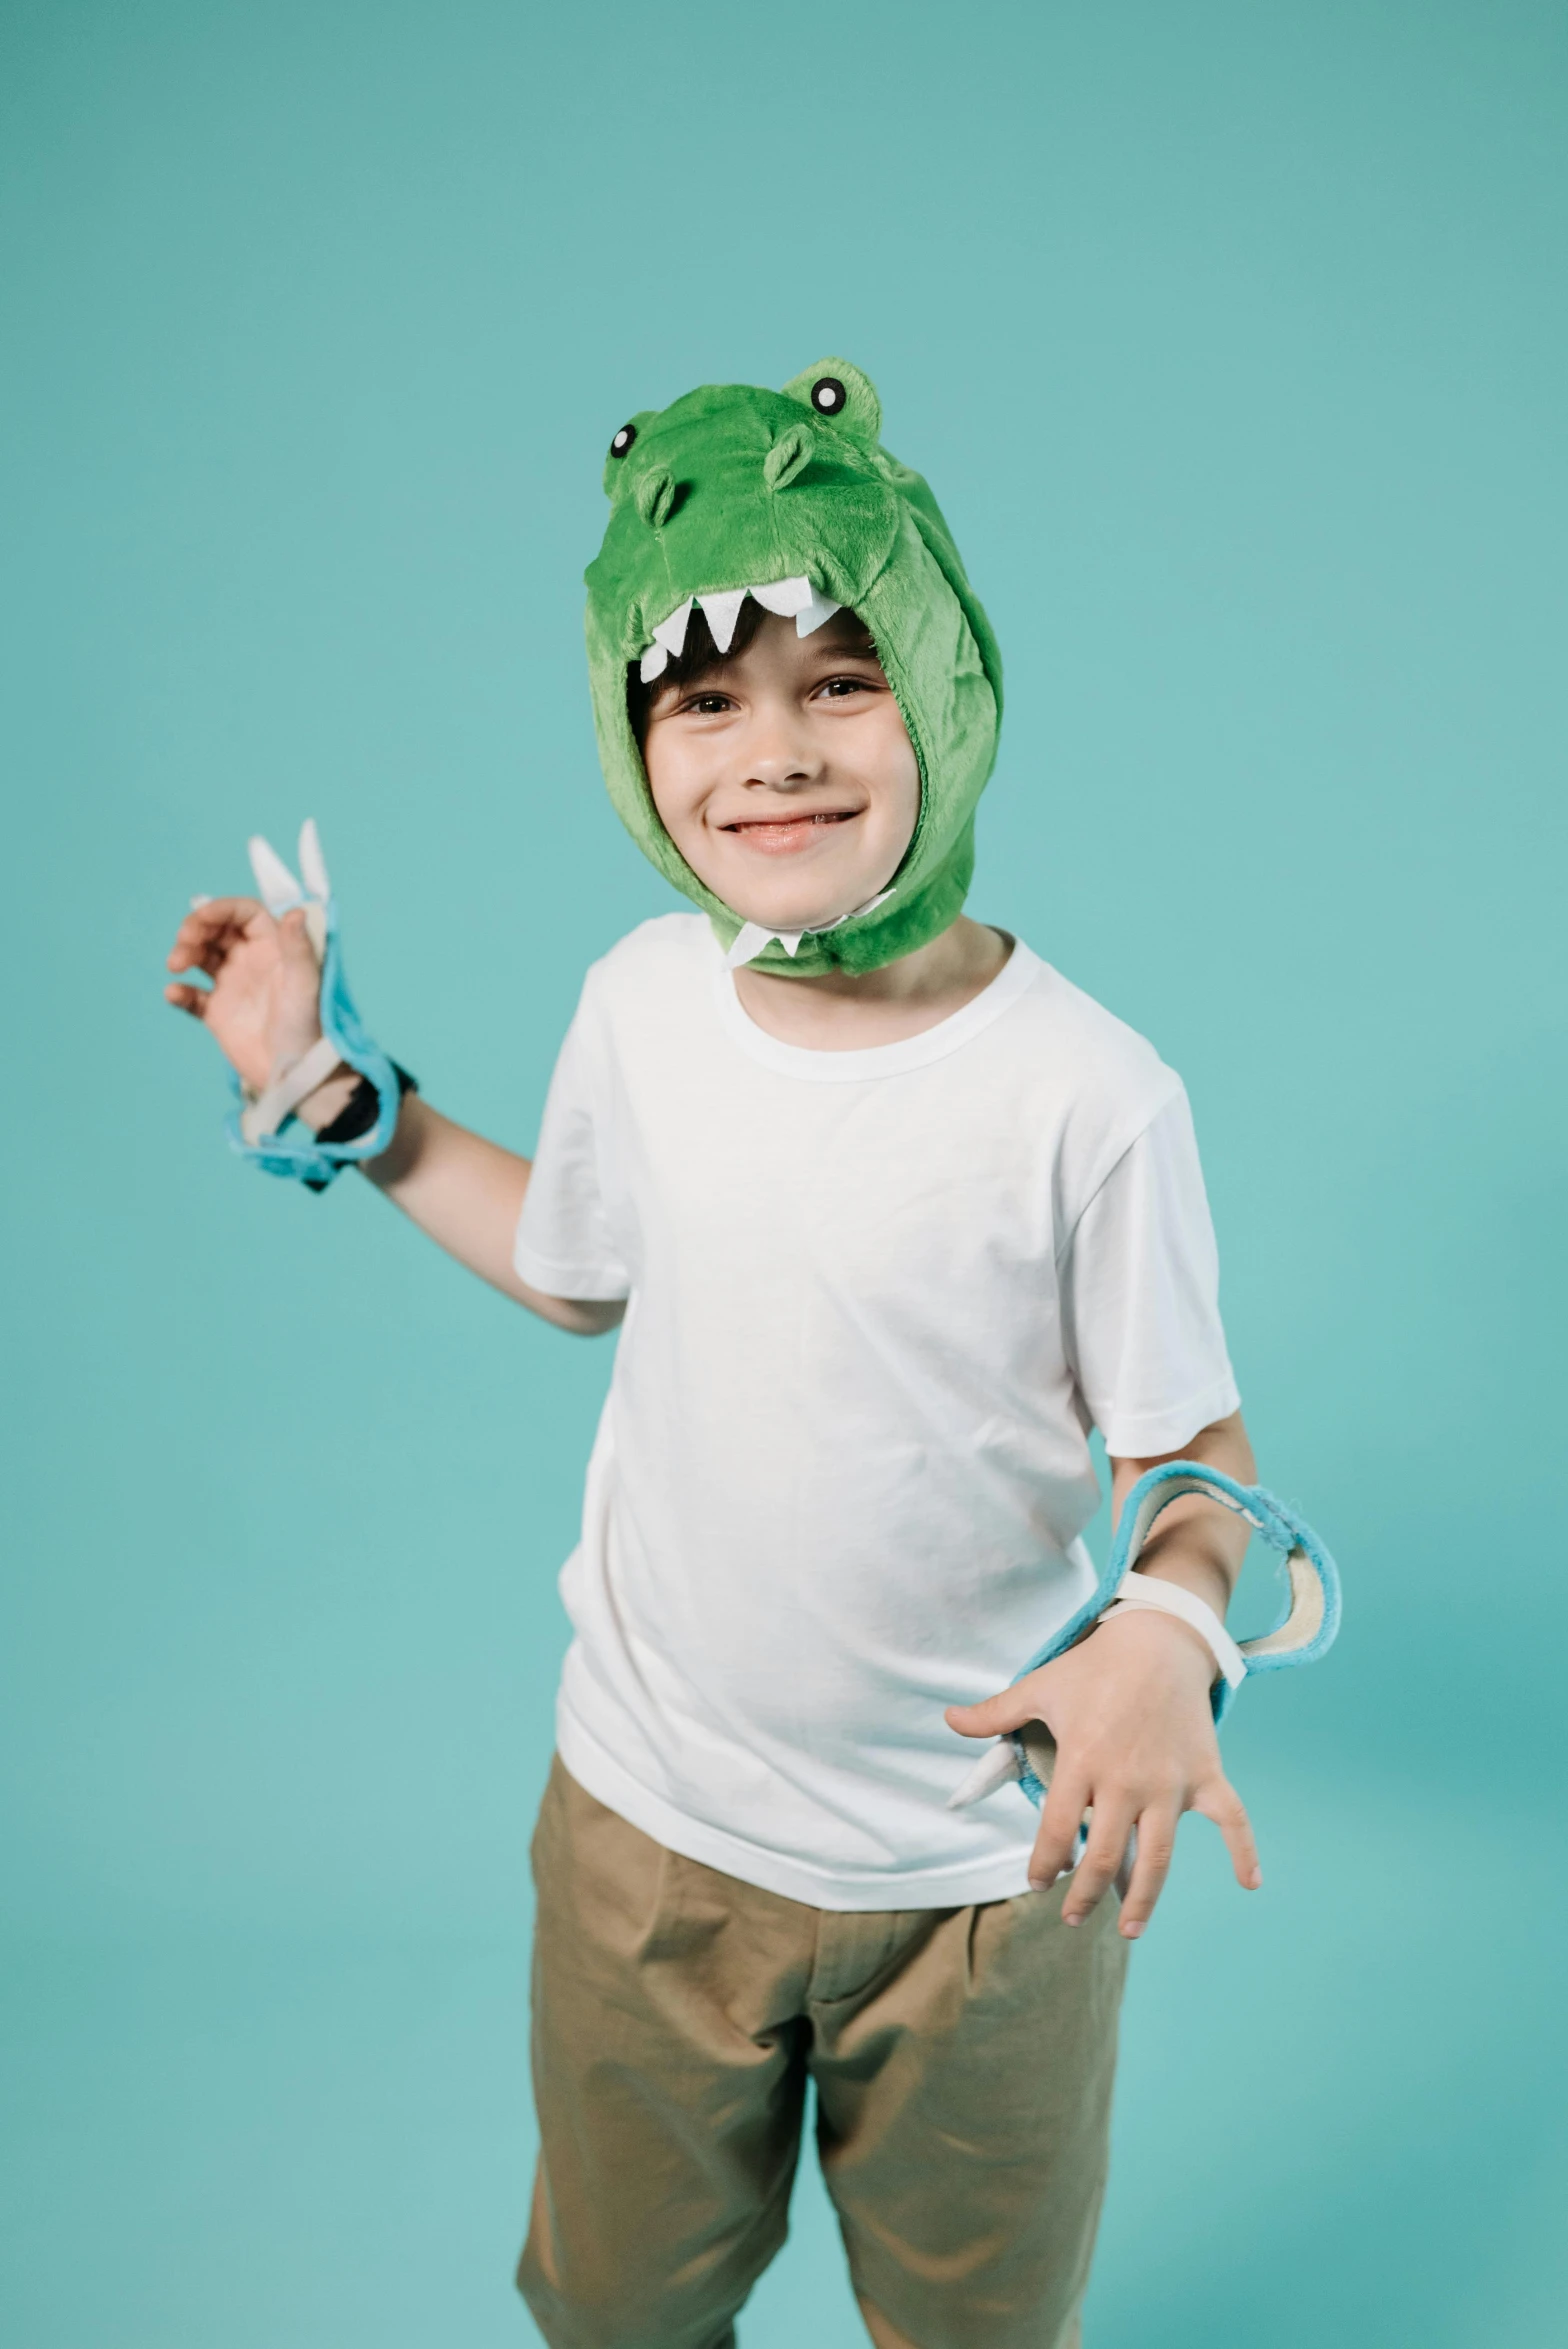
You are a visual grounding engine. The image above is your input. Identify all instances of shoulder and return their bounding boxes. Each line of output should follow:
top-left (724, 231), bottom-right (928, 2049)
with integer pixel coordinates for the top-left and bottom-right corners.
top-left (1006, 948), bottom-right (1182, 1117)
top-left (582, 912), bottom-right (713, 996)
top-left (575, 912), bottom-right (714, 1019)
top-left (994, 948), bottom-right (1188, 1209)
top-left (565, 914), bottom-right (717, 1078)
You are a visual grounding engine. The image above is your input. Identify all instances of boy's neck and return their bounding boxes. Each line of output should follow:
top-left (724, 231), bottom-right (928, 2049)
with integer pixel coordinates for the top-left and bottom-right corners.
top-left (731, 916), bottom-right (1012, 1052)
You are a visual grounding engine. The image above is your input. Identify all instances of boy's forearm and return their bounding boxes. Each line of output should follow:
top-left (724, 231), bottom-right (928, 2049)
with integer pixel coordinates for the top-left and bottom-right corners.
top-left (301, 1085), bottom-right (622, 1335)
top-left (1107, 1410), bottom-right (1257, 1620)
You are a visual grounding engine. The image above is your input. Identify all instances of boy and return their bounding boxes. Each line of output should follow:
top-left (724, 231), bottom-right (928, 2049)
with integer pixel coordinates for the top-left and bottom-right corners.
top-left (166, 360), bottom-right (1267, 2349)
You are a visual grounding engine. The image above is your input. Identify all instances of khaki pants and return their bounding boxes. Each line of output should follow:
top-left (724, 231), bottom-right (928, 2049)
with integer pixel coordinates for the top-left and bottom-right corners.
top-left (517, 1760), bottom-right (1127, 2349)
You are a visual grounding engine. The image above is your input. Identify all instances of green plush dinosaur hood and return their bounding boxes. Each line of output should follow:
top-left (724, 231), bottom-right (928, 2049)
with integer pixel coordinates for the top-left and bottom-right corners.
top-left (583, 357), bottom-right (1002, 976)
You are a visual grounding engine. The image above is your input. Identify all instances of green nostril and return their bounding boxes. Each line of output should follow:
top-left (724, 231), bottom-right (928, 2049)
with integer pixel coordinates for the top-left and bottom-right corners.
top-left (635, 467), bottom-right (676, 529)
top-left (764, 426), bottom-right (815, 493)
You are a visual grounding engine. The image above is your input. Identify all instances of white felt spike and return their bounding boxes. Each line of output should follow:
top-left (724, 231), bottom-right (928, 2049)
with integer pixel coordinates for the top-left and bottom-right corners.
top-left (946, 1741), bottom-right (1023, 1811)
top-left (248, 834), bottom-right (304, 915)
top-left (297, 817), bottom-right (330, 902)
top-left (697, 588), bottom-right (747, 653)
top-left (651, 598), bottom-right (694, 659)
top-left (749, 576), bottom-right (812, 618)
top-left (724, 922), bottom-right (778, 971)
top-left (795, 588), bottom-right (842, 638)
top-left (189, 894), bottom-right (213, 910)
top-left (639, 642), bottom-right (670, 685)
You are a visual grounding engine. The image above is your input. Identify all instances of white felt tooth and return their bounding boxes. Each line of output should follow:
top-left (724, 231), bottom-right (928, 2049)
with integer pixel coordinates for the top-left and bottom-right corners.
top-left (724, 921), bottom-right (778, 970)
top-left (697, 588), bottom-right (747, 653)
top-left (297, 817), bottom-right (331, 901)
top-left (639, 642), bottom-right (670, 684)
top-left (651, 598), bottom-right (694, 659)
top-left (795, 587), bottom-right (842, 639)
top-left (946, 1742), bottom-right (1024, 1811)
top-left (749, 576), bottom-right (812, 618)
top-left (248, 834), bottom-right (304, 915)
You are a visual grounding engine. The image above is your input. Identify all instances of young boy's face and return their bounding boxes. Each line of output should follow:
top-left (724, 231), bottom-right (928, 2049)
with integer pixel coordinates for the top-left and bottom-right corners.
top-left (641, 610), bottom-right (920, 941)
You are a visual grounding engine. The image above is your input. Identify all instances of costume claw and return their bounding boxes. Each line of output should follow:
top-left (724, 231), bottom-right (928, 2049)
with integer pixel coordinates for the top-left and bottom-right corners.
top-left (946, 1740), bottom-right (1023, 1810)
top-left (297, 817), bottom-right (330, 901)
top-left (248, 833), bottom-right (304, 915)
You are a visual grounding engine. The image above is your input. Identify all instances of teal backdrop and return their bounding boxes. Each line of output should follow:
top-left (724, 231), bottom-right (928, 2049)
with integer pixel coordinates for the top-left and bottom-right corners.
top-left (3, 3), bottom-right (1564, 2342)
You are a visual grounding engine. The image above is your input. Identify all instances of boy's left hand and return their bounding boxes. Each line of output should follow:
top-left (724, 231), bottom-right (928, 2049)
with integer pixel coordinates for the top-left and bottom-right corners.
top-left (944, 1609), bottom-right (1261, 1941)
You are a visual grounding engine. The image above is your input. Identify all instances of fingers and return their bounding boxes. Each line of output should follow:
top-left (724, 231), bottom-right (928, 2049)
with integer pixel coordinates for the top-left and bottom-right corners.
top-left (1195, 1772), bottom-right (1263, 1890)
top-left (276, 904), bottom-right (323, 981)
top-left (1115, 1804), bottom-right (1180, 1939)
top-left (163, 982), bottom-right (210, 1019)
top-left (1060, 1798), bottom-right (1136, 1926)
top-left (165, 896), bottom-right (267, 971)
top-left (1028, 1768), bottom-right (1091, 1894)
top-left (945, 1686), bottom-right (1037, 1739)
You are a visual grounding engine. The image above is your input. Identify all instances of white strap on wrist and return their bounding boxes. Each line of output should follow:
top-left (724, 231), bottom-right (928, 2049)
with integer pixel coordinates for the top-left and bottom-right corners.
top-left (1100, 1572), bottom-right (1248, 1691)
top-left (239, 1034), bottom-right (344, 1146)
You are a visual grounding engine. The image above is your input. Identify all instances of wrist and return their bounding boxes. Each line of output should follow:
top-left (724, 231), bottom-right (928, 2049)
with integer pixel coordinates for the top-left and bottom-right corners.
top-left (294, 1062), bottom-right (357, 1132)
top-left (1097, 1571), bottom-right (1247, 1693)
top-left (1093, 1603), bottom-right (1219, 1684)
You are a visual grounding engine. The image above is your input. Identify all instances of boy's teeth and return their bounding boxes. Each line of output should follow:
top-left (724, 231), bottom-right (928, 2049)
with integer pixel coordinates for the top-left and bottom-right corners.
top-left (637, 576), bottom-right (843, 682)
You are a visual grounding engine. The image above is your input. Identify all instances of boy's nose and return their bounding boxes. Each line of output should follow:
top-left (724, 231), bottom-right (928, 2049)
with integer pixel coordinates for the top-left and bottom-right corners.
top-left (742, 757), bottom-right (815, 791)
top-left (739, 715), bottom-right (822, 791)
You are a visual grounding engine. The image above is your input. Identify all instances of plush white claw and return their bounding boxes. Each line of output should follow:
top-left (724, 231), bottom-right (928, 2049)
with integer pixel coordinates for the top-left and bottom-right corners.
top-left (946, 1740), bottom-right (1023, 1811)
top-left (697, 588), bottom-right (747, 653)
top-left (749, 576), bottom-right (813, 618)
top-left (651, 598), bottom-right (694, 661)
top-left (639, 642), bottom-right (670, 684)
top-left (248, 834), bottom-right (304, 915)
top-left (297, 817), bottom-right (330, 902)
top-left (795, 587), bottom-right (842, 638)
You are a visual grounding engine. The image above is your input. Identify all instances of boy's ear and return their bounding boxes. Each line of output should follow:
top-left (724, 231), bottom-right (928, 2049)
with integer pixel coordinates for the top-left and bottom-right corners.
top-left (780, 358), bottom-right (882, 447)
top-left (601, 410), bottom-right (661, 501)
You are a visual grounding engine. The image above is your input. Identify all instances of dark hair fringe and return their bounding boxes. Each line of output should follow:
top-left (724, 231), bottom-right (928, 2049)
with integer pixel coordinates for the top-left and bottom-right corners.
top-left (626, 600), bottom-right (878, 743)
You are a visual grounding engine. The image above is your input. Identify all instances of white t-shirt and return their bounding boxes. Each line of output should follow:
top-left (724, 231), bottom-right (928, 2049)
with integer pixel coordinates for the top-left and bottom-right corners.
top-left (515, 915), bottom-right (1239, 1910)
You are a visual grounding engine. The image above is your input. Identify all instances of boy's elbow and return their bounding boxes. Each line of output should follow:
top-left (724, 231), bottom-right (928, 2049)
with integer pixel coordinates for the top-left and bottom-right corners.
top-left (527, 1291), bottom-right (627, 1337)
top-left (563, 1298), bottom-right (627, 1337)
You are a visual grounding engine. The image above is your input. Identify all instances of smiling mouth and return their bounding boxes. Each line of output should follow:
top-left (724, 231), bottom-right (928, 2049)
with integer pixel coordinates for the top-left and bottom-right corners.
top-left (720, 810), bottom-right (859, 855)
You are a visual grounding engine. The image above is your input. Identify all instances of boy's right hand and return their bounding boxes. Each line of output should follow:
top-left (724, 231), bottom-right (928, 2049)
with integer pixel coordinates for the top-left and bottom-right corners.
top-left (164, 896), bottom-right (330, 1097)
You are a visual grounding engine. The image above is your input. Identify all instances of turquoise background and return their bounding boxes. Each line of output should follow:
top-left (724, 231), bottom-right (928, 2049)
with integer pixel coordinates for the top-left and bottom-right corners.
top-left (3, 2), bottom-right (1564, 2341)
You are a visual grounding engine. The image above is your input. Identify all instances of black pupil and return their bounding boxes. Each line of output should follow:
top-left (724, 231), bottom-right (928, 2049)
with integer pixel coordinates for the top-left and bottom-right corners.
top-left (812, 377), bottom-right (846, 413)
top-left (611, 424), bottom-right (636, 456)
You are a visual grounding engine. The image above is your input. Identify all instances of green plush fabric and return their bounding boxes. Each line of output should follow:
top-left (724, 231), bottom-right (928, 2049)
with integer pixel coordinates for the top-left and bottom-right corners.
top-left (583, 358), bottom-right (1003, 976)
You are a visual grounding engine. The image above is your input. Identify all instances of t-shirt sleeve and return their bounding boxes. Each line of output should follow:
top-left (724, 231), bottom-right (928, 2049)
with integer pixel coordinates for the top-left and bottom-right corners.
top-left (1059, 1088), bottom-right (1240, 1457)
top-left (513, 998), bottom-right (631, 1303)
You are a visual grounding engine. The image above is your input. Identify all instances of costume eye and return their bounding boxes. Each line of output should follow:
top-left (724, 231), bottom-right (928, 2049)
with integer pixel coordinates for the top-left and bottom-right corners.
top-left (610, 423), bottom-right (637, 458)
top-left (810, 376), bottom-right (847, 416)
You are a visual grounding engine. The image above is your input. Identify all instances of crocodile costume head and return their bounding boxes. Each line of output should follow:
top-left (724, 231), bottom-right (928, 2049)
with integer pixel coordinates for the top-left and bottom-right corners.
top-left (584, 357), bottom-right (1003, 976)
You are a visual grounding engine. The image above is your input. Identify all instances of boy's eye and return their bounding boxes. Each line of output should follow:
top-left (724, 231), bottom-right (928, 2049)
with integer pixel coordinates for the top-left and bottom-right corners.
top-left (688, 692), bottom-right (734, 715)
top-left (817, 676), bottom-right (871, 699)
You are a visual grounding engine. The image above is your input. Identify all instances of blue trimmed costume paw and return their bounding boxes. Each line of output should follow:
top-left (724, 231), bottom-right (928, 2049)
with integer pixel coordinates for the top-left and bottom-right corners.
top-left (223, 820), bottom-right (403, 1192)
top-left (949, 1462), bottom-right (1342, 1811)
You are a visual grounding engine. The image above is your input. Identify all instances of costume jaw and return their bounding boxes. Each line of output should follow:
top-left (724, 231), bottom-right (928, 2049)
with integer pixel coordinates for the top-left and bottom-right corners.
top-left (636, 576), bottom-right (842, 682)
